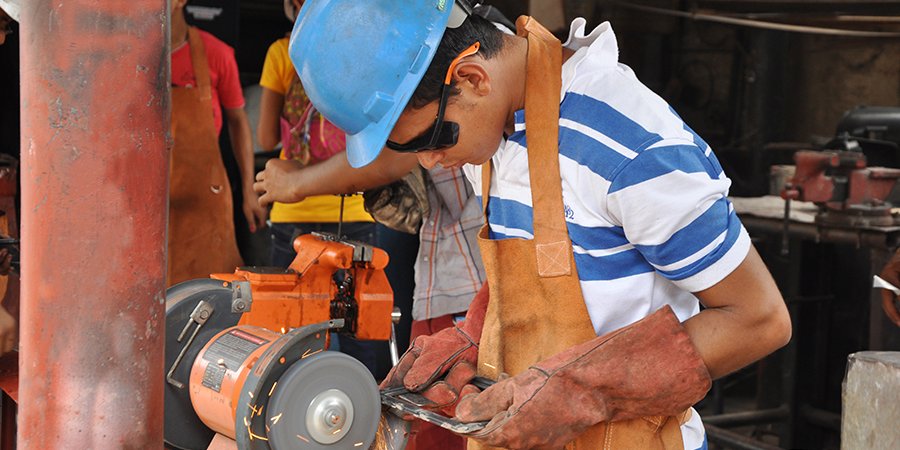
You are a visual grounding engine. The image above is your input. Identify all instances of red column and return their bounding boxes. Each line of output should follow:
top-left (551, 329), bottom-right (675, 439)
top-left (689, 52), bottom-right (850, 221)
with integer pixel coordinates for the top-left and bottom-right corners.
top-left (18, 1), bottom-right (169, 448)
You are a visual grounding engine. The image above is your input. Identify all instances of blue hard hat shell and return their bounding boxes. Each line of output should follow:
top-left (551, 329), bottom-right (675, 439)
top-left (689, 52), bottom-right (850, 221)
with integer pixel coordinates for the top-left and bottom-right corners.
top-left (289, 0), bottom-right (454, 167)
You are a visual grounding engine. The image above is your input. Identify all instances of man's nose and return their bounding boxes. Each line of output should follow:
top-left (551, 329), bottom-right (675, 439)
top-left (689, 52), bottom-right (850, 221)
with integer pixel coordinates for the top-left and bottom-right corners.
top-left (417, 151), bottom-right (444, 169)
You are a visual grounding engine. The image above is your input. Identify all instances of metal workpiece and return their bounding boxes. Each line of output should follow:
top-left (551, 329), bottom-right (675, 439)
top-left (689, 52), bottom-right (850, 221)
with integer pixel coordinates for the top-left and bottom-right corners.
top-left (18, 0), bottom-right (170, 448)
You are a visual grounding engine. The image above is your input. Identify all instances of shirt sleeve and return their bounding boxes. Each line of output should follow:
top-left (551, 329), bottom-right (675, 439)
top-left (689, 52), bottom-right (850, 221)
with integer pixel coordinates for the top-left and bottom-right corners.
top-left (260, 39), bottom-right (293, 95)
top-left (215, 43), bottom-right (245, 110)
top-left (605, 140), bottom-right (751, 292)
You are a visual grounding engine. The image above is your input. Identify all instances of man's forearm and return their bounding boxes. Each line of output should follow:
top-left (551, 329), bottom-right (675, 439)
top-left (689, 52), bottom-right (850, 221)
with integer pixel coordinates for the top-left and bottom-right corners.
top-left (289, 149), bottom-right (420, 198)
top-left (685, 246), bottom-right (792, 379)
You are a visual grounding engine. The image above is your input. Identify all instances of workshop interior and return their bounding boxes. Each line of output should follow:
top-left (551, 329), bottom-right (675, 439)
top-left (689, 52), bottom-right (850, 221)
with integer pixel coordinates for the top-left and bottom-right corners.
top-left (0, 1), bottom-right (899, 449)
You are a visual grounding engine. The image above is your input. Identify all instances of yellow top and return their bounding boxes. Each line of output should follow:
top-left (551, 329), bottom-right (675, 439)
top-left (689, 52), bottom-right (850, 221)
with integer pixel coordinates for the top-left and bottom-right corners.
top-left (260, 38), bottom-right (372, 223)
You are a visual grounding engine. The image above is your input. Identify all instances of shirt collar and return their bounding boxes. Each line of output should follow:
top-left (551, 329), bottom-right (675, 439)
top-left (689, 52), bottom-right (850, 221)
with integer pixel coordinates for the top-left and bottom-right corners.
top-left (511, 18), bottom-right (619, 132)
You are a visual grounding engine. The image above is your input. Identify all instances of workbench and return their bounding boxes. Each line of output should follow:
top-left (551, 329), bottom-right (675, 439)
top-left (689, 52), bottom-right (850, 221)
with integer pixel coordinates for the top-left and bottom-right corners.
top-left (732, 196), bottom-right (900, 351)
top-left (708, 195), bottom-right (900, 449)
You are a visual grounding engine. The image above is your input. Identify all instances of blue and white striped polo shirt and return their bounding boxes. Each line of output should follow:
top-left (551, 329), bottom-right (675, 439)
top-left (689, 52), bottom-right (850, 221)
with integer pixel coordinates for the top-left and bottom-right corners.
top-left (463, 18), bottom-right (749, 449)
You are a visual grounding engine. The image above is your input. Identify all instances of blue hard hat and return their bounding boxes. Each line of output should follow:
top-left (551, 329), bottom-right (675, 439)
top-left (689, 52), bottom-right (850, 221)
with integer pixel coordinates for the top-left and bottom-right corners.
top-left (289, 0), bottom-right (471, 167)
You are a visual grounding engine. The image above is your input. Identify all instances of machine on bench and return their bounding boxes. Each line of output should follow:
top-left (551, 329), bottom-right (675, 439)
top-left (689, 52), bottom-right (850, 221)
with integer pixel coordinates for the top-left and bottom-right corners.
top-left (780, 107), bottom-right (900, 235)
top-left (163, 232), bottom-right (405, 450)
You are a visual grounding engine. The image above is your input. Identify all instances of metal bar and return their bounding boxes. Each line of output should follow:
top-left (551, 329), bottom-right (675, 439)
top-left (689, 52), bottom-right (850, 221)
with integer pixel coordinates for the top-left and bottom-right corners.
top-left (18, 1), bottom-right (169, 448)
top-left (705, 424), bottom-right (786, 450)
top-left (741, 216), bottom-right (900, 249)
top-left (703, 405), bottom-right (790, 427)
top-left (613, 1), bottom-right (900, 37)
top-left (799, 404), bottom-right (841, 431)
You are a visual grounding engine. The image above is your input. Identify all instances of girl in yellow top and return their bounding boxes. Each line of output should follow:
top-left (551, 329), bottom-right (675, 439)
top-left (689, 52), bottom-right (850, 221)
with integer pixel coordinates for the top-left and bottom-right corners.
top-left (256, 0), bottom-right (381, 376)
top-left (256, 1), bottom-right (373, 268)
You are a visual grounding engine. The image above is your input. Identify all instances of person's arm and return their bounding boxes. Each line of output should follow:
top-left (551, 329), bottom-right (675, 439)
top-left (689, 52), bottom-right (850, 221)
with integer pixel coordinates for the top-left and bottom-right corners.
top-left (0, 248), bottom-right (16, 356)
top-left (601, 144), bottom-right (791, 378)
top-left (254, 149), bottom-right (421, 206)
top-left (878, 249), bottom-right (900, 327)
top-left (257, 87), bottom-right (285, 151)
top-left (224, 107), bottom-right (268, 233)
top-left (0, 306), bottom-right (15, 356)
top-left (685, 245), bottom-right (791, 379)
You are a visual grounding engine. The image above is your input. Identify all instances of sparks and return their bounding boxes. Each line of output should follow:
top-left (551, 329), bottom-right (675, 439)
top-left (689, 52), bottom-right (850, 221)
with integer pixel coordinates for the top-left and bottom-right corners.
top-left (281, 327), bottom-right (286, 334)
top-left (302, 348), bottom-right (323, 359)
top-left (331, 428), bottom-right (343, 435)
top-left (268, 382), bottom-right (278, 397)
top-left (296, 435), bottom-right (310, 443)
top-left (248, 430), bottom-right (269, 442)
top-left (483, 363), bottom-right (496, 370)
top-left (354, 442), bottom-right (364, 447)
top-left (248, 390), bottom-right (254, 399)
top-left (270, 412), bottom-right (283, 425)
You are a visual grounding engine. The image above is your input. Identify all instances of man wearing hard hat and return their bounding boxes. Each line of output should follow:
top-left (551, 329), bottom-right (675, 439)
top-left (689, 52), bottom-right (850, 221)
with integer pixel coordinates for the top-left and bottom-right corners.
top-left (263, 1), bottom-right (793, 448)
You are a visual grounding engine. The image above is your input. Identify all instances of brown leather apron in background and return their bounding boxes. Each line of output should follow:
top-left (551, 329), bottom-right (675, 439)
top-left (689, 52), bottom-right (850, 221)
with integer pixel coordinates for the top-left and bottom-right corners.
top-left (168, 27), bottom-right (243, 286)
top-left (471, 17), bottom-right (685, 450)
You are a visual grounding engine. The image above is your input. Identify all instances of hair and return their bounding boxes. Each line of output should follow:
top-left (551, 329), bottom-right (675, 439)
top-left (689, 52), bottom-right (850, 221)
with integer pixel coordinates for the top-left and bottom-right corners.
top-left (408, 13), bottom-right (505, 109)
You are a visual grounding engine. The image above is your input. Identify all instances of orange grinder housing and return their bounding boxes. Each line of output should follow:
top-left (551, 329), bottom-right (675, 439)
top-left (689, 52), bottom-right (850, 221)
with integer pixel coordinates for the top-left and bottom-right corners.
top-left (212, 233), bottom-right (394, 341)
top-left (188, 325), bottom-right (284, 438)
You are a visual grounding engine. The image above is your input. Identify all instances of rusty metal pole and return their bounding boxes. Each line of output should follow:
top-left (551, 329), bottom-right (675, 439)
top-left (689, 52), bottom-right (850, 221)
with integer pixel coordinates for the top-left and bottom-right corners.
top-left (18, 1), bottom-right (169, 448)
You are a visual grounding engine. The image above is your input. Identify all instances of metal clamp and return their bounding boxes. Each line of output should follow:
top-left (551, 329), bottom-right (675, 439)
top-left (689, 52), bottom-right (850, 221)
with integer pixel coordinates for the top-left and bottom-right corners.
top-left (231, 280), bottom-right (252, 313)
top-left (166, 300), bottom-right (214, 389)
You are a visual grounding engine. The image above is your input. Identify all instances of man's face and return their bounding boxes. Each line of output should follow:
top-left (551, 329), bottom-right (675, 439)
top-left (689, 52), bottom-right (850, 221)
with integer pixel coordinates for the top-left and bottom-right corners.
top-left (389, 92), bottom-right (507, 170)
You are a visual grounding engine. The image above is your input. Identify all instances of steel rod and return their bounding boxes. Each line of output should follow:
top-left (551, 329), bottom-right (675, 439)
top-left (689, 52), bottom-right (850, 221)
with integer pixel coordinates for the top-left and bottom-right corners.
top-left (18, 1), bottom-right (169, 447)
top-left (704, 405), bottom-right (790, 427)
top-left (705, 424), bottom-right (786, 450)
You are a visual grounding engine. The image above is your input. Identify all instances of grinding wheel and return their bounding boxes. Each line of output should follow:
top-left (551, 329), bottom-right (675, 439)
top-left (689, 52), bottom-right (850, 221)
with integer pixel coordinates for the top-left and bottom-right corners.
top-left (265, 351), bottom-right (381, 449)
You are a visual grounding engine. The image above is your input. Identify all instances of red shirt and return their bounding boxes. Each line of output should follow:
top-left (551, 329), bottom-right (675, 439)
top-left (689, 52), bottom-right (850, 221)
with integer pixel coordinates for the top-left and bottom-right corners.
top-left (171, 29), bottom-right (245, 134)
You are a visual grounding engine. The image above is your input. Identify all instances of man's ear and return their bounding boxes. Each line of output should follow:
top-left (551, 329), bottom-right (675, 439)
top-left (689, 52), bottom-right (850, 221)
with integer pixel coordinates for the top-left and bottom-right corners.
top-left (453, 61), bottom-right (492, 97)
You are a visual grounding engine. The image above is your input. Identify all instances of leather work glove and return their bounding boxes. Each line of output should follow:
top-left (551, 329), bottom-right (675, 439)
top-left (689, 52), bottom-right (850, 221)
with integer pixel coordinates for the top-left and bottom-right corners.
top-left (878, 249), bottom-right (900, 327)
top-left (455, 305), bottom-right (711, 449)
top-left (382, 282), bottom-right (489, 415)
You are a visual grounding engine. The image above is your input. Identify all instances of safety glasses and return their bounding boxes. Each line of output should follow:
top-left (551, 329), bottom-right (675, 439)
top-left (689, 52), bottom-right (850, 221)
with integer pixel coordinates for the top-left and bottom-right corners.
top-left (387, 41), bottom-right (481, 153)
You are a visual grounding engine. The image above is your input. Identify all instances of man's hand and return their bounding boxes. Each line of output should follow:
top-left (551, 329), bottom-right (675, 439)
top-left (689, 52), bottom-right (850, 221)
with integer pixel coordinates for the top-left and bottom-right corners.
top-left (455, 306), bottom-right (710, 450)
top-left (242, 191), bottom-right (268, 233)
top-left (381, 283), bottom-right (489, 417)
top-left (0, 307), bottom-right (17, 356)
top-left (254, 158), bottom-right (307, 207)
top-left (879, 249), bottom-right (900, 327)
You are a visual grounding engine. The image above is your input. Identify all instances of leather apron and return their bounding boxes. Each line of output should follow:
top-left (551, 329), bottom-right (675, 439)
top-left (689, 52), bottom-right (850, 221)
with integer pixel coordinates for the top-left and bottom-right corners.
top-left (168, 27), bottom-right (243, 286)
top-left (471, 17), bottom-right (685, 450)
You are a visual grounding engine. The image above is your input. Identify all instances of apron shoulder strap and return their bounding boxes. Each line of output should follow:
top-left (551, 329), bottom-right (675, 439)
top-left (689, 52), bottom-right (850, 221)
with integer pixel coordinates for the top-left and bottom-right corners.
top-left (187, 27), bottom-right (213, 101)
top-left (518, 16), bottom-right (573, 278)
